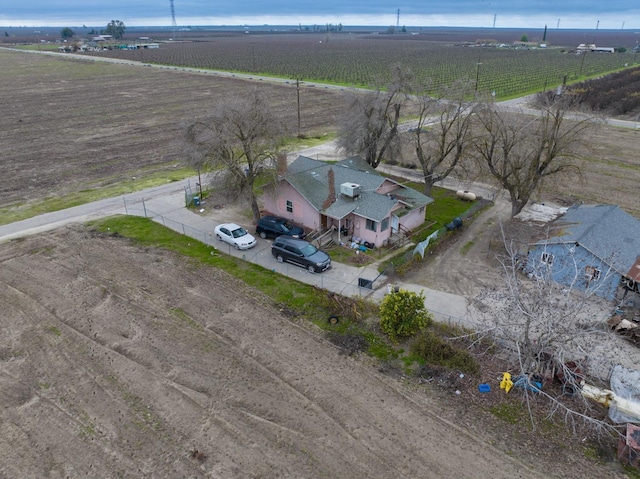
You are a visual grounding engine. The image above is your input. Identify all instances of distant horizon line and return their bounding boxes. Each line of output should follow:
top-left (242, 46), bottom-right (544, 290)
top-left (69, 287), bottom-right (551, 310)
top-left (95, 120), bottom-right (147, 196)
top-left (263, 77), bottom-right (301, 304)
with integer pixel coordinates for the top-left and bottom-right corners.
top-left (4, 24), bottom-right (640, 31)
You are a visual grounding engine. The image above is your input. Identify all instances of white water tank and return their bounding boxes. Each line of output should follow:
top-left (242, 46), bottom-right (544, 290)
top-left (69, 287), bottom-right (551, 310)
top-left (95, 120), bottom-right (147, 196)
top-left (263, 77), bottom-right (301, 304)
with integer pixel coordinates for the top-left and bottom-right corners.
top-left (456, 190), bottom-right (476, 201)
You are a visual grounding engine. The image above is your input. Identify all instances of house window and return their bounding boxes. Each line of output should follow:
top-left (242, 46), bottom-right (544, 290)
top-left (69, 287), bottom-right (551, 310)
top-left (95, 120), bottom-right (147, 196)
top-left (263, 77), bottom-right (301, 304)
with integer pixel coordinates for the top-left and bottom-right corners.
top-left (541, 252), bottom-right (554, 265)
top-left (286, 200), bottom-right (293, 213)
top-left (381, 218), bottom-right (389, 232)
top-left (585, 266), bottom-right (601, 281)
top-left (366, 219), bottom-right (377, 232)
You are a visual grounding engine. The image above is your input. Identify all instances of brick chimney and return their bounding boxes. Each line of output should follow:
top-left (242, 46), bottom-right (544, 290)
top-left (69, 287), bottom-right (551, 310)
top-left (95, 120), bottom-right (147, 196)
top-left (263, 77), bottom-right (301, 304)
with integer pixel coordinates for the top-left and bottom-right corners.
top-left (322, 168), bottom-right (336, 209)
top-left (276, 152), bottom-right (288, 175)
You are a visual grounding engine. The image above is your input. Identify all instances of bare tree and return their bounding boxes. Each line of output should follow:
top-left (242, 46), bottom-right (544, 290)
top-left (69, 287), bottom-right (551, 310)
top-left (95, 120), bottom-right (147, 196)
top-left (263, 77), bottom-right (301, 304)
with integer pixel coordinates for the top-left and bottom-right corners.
top-left (336, 65), bottom-right (413, 169)
top-left (182, 91), bottom-right (285, 222)
top-left (473, 225), bottom-right (619, 434)
top-left (474, 98), bottom-right (592, 217)
top-left (411, 79), bottom-right (477, 196)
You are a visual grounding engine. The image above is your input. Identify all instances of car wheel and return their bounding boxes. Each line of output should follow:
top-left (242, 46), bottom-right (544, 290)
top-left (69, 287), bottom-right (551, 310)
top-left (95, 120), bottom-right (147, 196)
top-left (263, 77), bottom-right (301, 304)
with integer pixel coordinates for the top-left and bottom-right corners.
top-left (307, 264), bottom-right (316, 273)
top-left (259, 231), bottom-right (267, 239)
top-left (276, 254), bottom-right (284, 263)
top-left (216, 234), bottom-right (222, 241)
top-left (234, 243), bottom-right (240, 250)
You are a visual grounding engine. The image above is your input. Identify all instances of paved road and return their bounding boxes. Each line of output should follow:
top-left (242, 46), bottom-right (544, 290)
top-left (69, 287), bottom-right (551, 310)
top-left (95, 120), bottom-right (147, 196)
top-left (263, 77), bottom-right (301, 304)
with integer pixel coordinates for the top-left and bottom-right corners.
top-left (10, 46), bottom-right (639, 130)
top-left (0, 177), bottom-right (199, 242)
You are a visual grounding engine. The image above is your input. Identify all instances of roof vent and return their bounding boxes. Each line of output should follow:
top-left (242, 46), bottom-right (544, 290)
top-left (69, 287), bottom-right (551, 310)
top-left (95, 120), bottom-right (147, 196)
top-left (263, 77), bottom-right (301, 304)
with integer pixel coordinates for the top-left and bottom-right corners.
top-left (340, 183), bottom-right (361, 198)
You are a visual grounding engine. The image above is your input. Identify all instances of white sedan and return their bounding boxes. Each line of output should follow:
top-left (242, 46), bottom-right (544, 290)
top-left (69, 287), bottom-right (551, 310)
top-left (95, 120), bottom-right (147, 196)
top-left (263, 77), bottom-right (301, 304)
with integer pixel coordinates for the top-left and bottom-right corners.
top-left (214, 223), bottom-right (257, 250)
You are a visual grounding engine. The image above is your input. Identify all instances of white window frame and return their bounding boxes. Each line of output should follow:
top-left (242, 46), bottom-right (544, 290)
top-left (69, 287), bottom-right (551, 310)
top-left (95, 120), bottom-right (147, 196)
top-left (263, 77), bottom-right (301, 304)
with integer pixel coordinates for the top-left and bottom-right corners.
top-left (365, 219), bottom-right (377, 232)
top-left (541, 252), bottom-right (554, 265)
top-left (286, 200), bottom-right (293, 213)
top-left (585, 266), bottom-right (601, 281)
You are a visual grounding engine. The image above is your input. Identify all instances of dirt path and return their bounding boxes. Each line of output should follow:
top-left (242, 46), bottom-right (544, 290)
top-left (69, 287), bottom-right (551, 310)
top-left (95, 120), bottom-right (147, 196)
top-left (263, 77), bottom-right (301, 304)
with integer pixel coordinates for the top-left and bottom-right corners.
top-left (402, 193), bottom-right (512, 297)
top-left (1, 226), bottom-right (609, 479)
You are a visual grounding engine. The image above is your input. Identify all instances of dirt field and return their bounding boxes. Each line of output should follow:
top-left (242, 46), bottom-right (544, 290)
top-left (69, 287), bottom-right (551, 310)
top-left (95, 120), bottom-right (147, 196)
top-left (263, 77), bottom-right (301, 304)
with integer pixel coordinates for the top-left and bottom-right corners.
top-left (1, 49), bottom-right (639, 219)
top-left (0, 49), bottom-right (344, 209)
top-left (0, 226), bottom-right (629, 478)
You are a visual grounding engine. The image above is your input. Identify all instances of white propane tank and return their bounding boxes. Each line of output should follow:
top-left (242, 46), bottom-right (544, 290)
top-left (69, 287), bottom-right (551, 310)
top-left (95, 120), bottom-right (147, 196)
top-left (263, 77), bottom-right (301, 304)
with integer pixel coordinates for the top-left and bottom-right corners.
top-left (456, 190), bottom-right (476, 201)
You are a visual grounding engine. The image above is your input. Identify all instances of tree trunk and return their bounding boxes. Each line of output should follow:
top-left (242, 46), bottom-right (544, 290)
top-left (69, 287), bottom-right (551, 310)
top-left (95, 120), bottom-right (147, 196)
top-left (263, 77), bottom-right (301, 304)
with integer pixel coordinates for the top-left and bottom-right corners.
top-left (510, 196), bottom-right (528, 217)
top-left (423, 181), bottom-right (434, 197)
top-left (248, 189), bottom-right (261, 223)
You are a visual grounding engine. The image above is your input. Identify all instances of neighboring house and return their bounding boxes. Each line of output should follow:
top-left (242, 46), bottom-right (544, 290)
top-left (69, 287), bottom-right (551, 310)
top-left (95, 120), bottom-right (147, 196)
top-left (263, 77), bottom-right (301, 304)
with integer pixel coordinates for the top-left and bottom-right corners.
top-left (262, 156), bottom-right (433, 248)
top-left (526, 204), bottom-right (640, 300)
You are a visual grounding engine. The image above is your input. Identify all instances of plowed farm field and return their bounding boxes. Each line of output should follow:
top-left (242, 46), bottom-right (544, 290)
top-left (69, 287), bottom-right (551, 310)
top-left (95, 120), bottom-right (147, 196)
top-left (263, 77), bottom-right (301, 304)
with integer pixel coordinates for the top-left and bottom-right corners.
top-left (0, 225), bottom-right (626, 478)
top-left (1, 48), bottom-right (639, 218)
top-left (0, 48), bottom-right (345, 210)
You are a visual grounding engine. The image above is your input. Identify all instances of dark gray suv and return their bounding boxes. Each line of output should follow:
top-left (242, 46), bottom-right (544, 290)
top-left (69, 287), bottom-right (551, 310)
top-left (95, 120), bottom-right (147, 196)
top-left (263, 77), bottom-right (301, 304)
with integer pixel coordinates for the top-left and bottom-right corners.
top-left (256, 215), bottom-right (306, 239)
top-left (271, 236), bottom-right (331, 273)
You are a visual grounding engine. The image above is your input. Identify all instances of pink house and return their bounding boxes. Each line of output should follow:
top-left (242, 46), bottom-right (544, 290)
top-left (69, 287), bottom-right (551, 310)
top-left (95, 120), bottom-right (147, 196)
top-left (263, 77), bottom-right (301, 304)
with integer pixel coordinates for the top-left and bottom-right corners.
top-left (261, 156), bottom-right (433, 248)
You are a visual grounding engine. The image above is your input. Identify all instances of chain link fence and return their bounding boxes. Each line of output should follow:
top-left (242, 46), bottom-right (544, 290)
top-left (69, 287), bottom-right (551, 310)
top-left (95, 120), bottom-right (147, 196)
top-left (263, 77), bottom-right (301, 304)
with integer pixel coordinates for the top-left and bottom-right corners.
top-left (121, 196), bottom-right (477, 327)
top-left (122, 197), bottom-right (381, 299)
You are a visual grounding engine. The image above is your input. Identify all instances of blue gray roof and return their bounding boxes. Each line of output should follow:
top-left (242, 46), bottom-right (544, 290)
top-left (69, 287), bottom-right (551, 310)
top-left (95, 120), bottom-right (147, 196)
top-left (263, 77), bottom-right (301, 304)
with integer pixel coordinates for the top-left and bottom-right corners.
top-left (539, 204), bottom-right (640, 275)
top-left (284, 156), bottom-right (433, 222)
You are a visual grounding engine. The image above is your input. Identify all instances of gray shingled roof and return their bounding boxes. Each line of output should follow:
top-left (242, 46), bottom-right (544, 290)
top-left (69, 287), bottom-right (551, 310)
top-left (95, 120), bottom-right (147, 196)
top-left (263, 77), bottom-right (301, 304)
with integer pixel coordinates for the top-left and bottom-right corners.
top-left (538, 204), bottom-right (640, 274)
top-left (284, 156), bottom-right (433, 222)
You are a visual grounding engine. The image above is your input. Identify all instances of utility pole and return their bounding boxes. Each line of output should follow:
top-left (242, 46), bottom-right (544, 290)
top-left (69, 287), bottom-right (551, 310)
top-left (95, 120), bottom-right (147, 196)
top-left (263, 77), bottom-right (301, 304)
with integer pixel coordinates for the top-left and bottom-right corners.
top-left (296, 79), bottom-right (301, 137)
top-left (169, 0), bottom-right (177, 38)
top-left (251, 43), bottom-right (256, 71)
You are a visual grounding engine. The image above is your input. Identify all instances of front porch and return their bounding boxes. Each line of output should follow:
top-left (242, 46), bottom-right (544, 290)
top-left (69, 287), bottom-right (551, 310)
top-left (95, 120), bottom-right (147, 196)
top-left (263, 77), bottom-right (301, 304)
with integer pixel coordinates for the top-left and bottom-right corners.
top-left (307, 224), bottom-right (413, 256)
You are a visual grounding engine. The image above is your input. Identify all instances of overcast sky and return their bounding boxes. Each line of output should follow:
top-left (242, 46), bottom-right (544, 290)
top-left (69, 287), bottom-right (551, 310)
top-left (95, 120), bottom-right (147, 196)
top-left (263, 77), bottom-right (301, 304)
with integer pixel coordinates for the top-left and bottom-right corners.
top-left (2, 1), bottom-right (639, 29)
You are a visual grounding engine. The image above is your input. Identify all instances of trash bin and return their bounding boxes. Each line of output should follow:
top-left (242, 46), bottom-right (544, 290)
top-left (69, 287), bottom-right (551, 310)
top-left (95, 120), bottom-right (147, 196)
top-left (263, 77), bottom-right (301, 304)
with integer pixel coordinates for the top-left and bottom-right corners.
top-left (193, 196), bottom-right (200, 206)
top-left (358, 278), bottom-right (373, 289)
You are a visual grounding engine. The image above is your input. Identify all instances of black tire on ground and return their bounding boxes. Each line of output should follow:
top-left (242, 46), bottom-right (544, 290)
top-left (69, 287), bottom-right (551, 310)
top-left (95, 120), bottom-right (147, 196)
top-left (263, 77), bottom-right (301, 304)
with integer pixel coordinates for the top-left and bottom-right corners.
top-left (307, 265), bottom-right (316, 273)
top-left (562, 384), bottom-right (576, 397)
top-left (328, 315), bottom-right (339, 325)
top-left (259, 231), bottom-right (267, 239)
top-left (276, 255), bottom-right (284, 263)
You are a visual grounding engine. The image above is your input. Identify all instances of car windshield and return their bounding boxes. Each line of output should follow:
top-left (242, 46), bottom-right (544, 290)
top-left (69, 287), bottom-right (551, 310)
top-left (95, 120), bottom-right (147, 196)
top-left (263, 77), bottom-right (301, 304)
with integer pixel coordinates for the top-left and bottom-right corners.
top-left (281, 220), bottom-right (293, 231)
top-left (300, 243), bottom-right (318, 257)
top-left (231, 227), bottom-right (248, 238)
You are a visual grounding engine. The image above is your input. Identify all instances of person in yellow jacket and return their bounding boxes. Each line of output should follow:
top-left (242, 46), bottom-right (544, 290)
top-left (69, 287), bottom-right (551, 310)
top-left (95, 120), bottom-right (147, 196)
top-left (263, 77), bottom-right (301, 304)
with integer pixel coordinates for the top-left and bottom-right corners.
top-left (500, 372), bottom-right (513, 393)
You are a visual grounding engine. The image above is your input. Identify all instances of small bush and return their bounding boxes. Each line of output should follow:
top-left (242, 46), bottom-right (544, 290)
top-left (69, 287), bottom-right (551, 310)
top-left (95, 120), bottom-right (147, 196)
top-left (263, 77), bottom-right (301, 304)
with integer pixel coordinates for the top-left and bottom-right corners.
top-left (379, 289), bottom-right (433, 342)
top-left (410, 330), bottom-right (479, 374)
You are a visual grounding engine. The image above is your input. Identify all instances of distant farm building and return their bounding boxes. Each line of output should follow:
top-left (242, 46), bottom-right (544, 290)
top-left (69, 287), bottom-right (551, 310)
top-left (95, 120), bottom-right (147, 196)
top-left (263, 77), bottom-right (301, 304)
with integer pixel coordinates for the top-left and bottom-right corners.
top-left (577, 43), bottom-right (615, 53)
